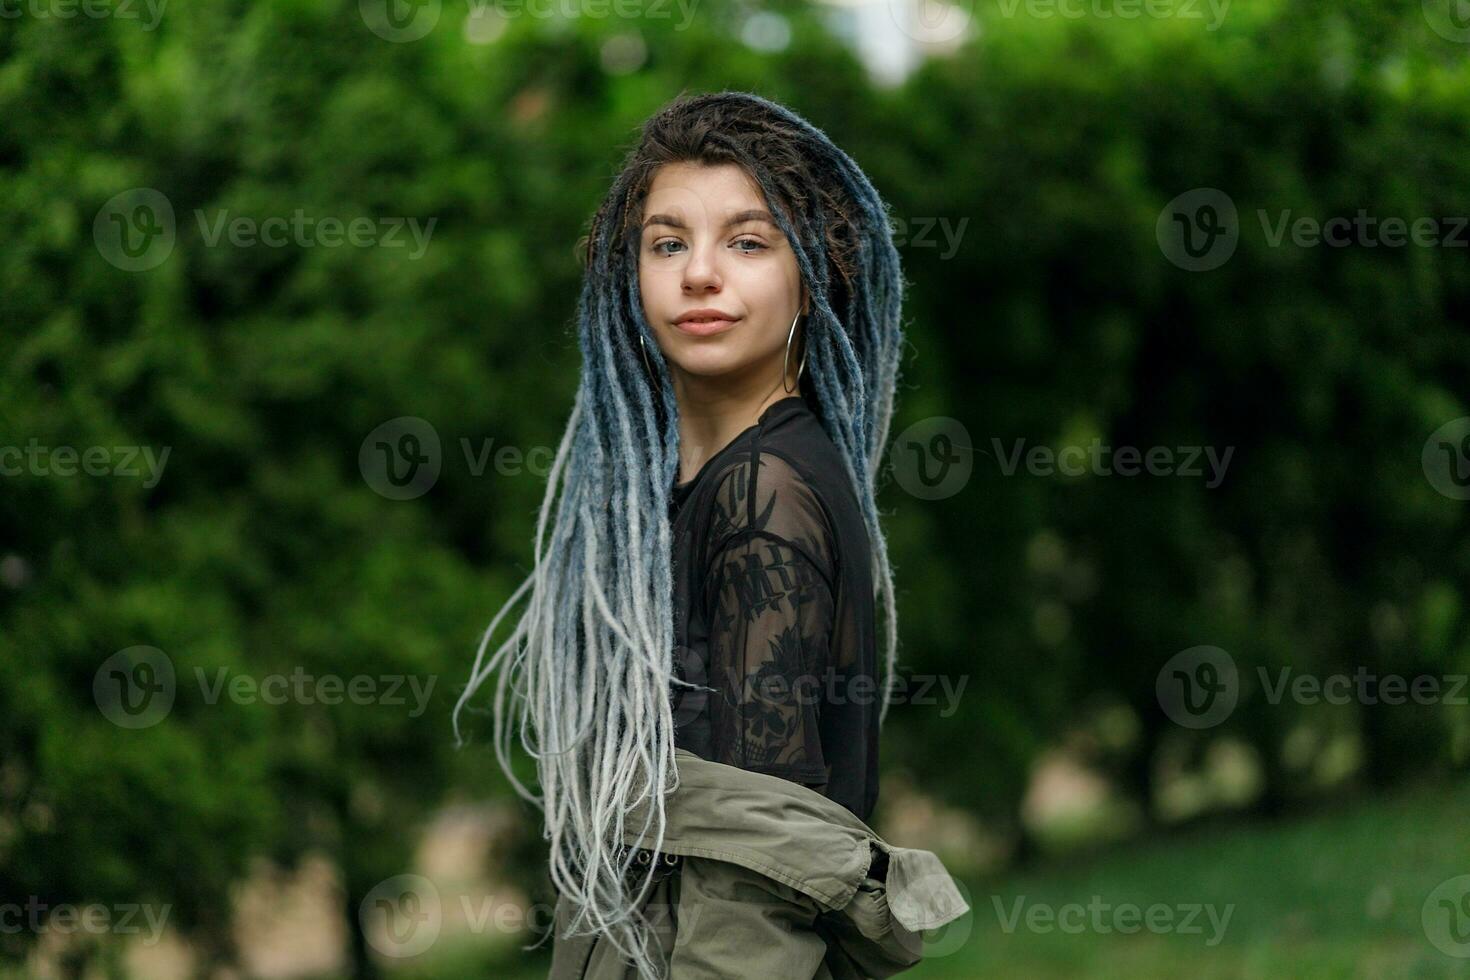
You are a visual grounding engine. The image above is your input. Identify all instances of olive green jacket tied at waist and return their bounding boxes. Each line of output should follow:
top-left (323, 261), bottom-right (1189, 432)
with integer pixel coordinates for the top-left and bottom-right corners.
top-left (546, 748), bottom-right (970, 980)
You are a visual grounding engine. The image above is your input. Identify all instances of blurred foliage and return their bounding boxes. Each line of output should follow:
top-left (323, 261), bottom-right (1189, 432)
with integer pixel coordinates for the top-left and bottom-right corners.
top-left (867, 0), bottom-right (1470, 838)
top-left (1, 0), bottom-right (1467, 975)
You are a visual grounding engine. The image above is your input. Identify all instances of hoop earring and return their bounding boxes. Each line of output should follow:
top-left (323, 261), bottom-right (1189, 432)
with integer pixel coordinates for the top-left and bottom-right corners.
top-left (783, 310), bottom-right (808, 394)
top-left (638, 333), bottom-right (656, 380)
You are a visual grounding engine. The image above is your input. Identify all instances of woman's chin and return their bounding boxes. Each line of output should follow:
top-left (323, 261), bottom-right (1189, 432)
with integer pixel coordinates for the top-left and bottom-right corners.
top-left (664, 352), bottom-right (748, 379)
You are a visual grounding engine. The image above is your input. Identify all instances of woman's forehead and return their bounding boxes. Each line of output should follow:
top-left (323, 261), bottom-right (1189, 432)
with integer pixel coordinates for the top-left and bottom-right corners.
top-left (645, 161), bottom-right (765, 213)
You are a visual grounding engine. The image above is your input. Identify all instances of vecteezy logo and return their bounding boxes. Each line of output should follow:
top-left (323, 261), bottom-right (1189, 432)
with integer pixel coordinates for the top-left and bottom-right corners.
top-left (1156, 188), bottom-right (1239, 271)
top-left (887, 0), bottom-right (976, 45)
top-left (1422, 417), bottom-right (1470, 500)
top-left (912, 874), bottom-right (973, 959)
top-left (360, 417), bottom-right (442, 500)
top-left (94, 188), bottom-right (176, 272)
top-left (94, 646), bottom-right (176, 729)
top-left (1424, 0), bottom-right (1470, 43)
top-left (670, 644), bottom-right (713, 730)
top-left (359, 0), bottom-right (440, 42)
top-left (1156, 645), bottom-right (1239, 729)
top-left (361, 874), bottom-right (441, 958)
top-left (889, 416), bottom-right (974, 500)
top-left (1423, 875), bottom-right (1470, 957)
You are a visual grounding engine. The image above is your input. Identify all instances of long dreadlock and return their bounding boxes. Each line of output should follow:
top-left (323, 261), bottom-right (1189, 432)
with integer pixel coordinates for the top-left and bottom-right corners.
top-left (453, 90), bottom-right (907, 979)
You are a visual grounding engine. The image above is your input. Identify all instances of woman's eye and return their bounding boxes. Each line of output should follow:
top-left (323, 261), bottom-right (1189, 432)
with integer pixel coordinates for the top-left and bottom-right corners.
top-left (650, 238), bottom-right (766, 256)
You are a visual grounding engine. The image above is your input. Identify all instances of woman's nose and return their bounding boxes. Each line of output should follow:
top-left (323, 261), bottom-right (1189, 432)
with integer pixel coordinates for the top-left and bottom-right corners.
top-left (681, 243), bottom-right (721, 291)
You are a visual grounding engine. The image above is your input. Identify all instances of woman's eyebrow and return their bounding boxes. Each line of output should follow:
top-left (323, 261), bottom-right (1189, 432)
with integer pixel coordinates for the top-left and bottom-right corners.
top-left (643, 209), bottom-right (778, 231)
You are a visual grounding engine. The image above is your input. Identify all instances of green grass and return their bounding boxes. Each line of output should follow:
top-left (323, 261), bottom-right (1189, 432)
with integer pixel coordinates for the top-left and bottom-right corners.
top-left (918, 778), bottom-right (1470, 979)
top-left (443, 779), bottom-right (1470, 979)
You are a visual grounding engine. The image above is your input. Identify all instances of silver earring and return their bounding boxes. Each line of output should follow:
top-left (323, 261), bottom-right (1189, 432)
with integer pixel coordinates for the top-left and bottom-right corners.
top-left (639, 333), bottom-right (656, 379)
top-left (783, 310), bottom-right (808, 394)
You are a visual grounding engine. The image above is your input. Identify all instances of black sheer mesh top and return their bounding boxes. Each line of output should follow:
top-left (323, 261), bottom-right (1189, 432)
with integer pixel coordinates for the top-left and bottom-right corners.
top-left (668, 395), bottom-right (879, 824)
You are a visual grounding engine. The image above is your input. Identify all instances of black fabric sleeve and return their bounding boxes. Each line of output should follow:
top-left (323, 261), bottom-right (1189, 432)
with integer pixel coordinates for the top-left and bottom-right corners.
top-left (700, 453), bottom-right (837, 788)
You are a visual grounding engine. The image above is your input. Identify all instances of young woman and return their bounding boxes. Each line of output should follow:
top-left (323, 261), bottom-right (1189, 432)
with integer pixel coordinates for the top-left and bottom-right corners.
top-left (455, 91), bottom-right (964, 979)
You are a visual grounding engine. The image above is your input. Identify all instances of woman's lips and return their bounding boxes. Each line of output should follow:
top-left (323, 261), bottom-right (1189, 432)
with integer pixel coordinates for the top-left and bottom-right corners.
top-left (673, 317), bottom-right (740, 337)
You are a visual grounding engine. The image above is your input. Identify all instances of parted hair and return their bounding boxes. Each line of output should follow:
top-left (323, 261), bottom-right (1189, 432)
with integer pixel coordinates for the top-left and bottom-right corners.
top-left (454, 90), bottom-right (907, 979)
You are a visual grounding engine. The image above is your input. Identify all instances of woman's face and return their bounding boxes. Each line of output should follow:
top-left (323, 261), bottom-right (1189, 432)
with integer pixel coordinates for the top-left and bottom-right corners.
top-left (637, 162), bottom-right (807, 392)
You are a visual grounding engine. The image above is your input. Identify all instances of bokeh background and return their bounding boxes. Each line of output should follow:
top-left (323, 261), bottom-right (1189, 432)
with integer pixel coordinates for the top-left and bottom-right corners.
top-left (4, 0), bottom-right (1470, 976)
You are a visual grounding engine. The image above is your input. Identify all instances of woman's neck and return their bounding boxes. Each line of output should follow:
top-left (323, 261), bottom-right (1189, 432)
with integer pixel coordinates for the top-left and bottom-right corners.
top-left (672, 381), bottom-right (796, 485)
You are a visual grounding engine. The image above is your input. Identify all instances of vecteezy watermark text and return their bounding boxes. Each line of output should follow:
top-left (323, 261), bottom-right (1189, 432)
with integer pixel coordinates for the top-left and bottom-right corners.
top-left (359, 416), bottom-right (559, 500)
top-left (94, 647), bottom-right (438, 728)
top-left (0, 898), bottom-right (171, 945)
top-left (359, 873), bottom-right (706, 958)
top-left (359, 0), bottom-right (700, 44)
top-left (0, 441), bottom-right (170, 487)
top-left (195, 667), bottom-right (436, 718)
top-left (1259, 666), bottom-right (1468, 707)
top-left (93, 188), bottom-right (439, 271)
top-left (0, 0), bottom-right (166, 29)
top-left (670, 658), bottom-right (969, 726)
top-left (991, 894), bottom-right (1233, 945)
top-left (1157, 645), bottom-right (1470, 729)
top-left (990, 438), bottom-right (1233, 488)
top-left (1158, 188), bottom-right (1470, 271)
top-left (993, 0), bottom-right (1230, 30)
top-left (1258, 210), bottom-right (1470, 249)
top-left (888, 216), bottom-right (969, 260)
top-left (194, 209), bottom-right (436, 259)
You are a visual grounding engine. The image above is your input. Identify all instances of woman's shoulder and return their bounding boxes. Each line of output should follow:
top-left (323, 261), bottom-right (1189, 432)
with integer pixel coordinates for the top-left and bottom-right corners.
top-left (700, 431), bottom-right (855, 583)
